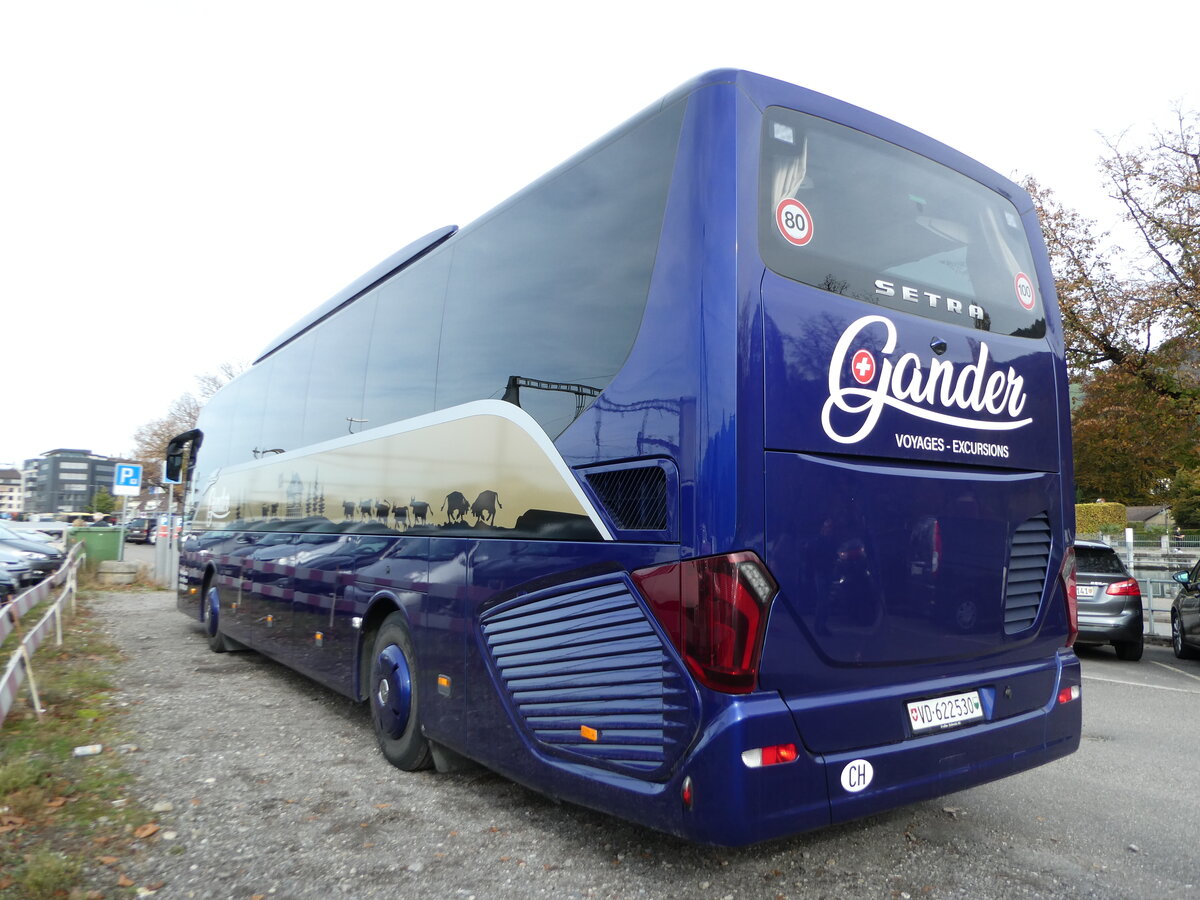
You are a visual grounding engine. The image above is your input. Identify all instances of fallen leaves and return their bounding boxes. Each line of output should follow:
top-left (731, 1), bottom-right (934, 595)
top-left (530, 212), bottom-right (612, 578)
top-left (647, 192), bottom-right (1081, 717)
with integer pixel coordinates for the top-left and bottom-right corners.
top-left (133, 822), bottom-right (160, 839)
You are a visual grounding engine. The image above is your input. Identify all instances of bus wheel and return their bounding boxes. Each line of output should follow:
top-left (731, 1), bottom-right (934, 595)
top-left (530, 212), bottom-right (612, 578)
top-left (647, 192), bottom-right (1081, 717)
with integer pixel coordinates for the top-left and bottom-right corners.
top-left (369, 613), bottom-right (432, 771)
top-left (202, 585), bottom-right (232, 653)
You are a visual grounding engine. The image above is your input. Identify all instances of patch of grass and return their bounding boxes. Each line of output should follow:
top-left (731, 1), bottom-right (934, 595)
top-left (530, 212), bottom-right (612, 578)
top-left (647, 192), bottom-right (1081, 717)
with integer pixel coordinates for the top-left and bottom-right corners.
top-left (0, 759), bottom-right (48, 795)
top-left (10, 850), bottom-right (81, 900)
top-left (0, 593), bottom-right (162, 898)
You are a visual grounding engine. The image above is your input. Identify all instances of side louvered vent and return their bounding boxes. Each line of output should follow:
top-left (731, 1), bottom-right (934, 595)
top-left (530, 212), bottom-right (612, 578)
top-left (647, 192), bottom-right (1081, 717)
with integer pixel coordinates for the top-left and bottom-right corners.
top-left (1005, 514), bottom-right (1052, 633)
top-left (480, 578), bottom-right (698, 778)
top-left (585, 466), bottom-right (667, 531)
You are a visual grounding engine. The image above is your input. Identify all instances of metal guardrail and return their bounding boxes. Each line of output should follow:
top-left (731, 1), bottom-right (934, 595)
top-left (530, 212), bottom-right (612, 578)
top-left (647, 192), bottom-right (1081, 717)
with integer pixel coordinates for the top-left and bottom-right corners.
top-left (1139, 579), bottom-right (1181, 639)
top-left (1078, 532), bottom-right (1200, 553)
top-left (0, 543), bottom-right (85, 726)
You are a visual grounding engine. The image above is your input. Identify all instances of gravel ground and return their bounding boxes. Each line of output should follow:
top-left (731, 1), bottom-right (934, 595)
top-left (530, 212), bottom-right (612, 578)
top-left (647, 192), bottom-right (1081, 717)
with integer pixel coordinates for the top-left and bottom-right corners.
top-left (89, 589), bottom-right (1137, 900)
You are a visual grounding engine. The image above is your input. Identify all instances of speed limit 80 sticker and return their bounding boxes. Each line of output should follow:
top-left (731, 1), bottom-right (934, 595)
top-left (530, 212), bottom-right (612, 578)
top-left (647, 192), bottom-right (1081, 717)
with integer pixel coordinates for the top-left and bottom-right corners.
top-left (776, 198), bottom-right (814, 246)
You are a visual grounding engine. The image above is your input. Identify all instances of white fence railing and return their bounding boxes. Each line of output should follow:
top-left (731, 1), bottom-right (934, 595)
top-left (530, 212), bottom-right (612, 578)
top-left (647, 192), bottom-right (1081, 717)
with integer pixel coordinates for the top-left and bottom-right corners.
top-left (0, 543), bottom-right (85, 726)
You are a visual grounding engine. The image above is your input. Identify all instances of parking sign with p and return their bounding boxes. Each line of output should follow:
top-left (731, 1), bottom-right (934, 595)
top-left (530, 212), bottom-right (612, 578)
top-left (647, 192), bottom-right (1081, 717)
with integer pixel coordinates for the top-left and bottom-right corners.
top-left (113, 464), bottom-right (143, 497)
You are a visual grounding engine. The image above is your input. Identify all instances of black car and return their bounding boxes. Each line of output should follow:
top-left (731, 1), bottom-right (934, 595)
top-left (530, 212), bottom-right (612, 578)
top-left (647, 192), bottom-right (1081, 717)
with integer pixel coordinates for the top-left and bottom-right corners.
top-left (1073, 541), bottom-right (1144, 661)
top-left (1170, 557), bottom-right (1200, 660)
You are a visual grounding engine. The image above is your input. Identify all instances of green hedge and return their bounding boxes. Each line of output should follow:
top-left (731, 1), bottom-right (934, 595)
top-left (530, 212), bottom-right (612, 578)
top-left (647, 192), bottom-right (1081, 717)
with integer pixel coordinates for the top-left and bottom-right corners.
top-left (1075, 502), bottom-right (1126, 534)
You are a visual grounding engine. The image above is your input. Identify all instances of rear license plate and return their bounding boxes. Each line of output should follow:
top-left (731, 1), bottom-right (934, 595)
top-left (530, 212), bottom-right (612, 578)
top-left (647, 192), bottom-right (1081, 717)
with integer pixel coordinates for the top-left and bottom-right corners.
top-left (1076, 585), bottom-right (1097, 598)
top-left (907, 690), bottom-right (984, 734)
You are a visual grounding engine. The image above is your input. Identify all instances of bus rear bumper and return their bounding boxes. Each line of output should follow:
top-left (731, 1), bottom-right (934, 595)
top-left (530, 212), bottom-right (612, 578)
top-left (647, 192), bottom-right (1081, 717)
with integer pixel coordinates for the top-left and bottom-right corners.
top-left (651, 655), bottom-right (1082, 845)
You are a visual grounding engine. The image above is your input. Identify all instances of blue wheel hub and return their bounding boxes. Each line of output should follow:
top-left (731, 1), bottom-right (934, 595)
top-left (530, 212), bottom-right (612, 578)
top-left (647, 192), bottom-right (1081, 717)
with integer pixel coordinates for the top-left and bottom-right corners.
top-left (205, 588), bottom-right (220, 637)
top-left (375, 644), bottom-right (412, 738)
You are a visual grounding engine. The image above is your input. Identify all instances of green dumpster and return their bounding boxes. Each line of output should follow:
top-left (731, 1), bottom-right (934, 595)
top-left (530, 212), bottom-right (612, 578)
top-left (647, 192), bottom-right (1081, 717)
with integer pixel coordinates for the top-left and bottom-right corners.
top-left (67, 527), bottom-right (123, 565)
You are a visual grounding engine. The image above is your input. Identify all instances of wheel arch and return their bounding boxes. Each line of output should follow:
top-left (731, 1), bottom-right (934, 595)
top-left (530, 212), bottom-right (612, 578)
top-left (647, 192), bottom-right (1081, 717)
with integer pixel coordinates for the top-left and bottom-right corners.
top-left (356, 591), bottom-right (408, 702)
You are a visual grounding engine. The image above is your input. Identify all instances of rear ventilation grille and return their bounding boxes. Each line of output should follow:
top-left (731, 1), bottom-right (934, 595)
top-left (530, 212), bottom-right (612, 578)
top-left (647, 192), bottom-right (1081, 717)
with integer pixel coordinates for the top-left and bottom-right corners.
top-left (480, 577), bottom-right (698, 777)
top-left (1005, 514), bottom-right (1052, 633)
top-left (585, 466), bottom-right (667, 531)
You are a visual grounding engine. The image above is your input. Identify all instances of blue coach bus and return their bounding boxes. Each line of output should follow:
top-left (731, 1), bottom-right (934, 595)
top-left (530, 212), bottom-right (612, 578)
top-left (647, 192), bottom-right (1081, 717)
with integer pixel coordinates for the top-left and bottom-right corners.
top-left (168, 69), bottom-right (1080, 846)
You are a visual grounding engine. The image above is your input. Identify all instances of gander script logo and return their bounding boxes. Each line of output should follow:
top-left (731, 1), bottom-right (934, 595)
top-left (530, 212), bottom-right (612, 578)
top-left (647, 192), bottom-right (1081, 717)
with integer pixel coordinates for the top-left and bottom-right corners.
top-left (820, 315), bottom-right (1033, 445)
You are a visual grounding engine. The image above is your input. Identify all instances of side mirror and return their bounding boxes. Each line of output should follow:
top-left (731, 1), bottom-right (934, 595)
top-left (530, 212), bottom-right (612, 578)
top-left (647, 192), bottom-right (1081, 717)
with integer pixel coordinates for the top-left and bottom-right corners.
top-left (1174, 571), bottom-right (1194, 589)
top-left (165, 429), bottom-right (203, 484)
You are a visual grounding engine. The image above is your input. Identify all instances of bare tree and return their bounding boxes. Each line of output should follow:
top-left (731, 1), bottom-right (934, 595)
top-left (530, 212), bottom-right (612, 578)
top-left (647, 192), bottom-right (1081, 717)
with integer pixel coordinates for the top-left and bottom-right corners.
top-left (131, 365), bottom-right (242, 486)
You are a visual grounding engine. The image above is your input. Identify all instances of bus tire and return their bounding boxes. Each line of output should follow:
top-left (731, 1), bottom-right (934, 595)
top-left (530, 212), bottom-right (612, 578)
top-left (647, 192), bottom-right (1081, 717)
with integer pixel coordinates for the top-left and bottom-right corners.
top-left (202, 585), bottom-right (233, 653)
top-left (369, 613), bottom-right (432, 771)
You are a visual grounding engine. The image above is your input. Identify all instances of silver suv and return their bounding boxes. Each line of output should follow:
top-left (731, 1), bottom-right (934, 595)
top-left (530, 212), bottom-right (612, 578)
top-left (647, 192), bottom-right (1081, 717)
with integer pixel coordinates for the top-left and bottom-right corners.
top-left (1074, 541), bottom-right (1144, 661)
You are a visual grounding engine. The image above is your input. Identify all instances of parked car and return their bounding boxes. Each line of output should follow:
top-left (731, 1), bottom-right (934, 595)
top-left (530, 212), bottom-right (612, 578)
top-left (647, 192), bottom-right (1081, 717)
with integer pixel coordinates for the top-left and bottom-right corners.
top-left (124, 517), bottom-right (159, 544)
top-left (0, 523), bottom-right (66, 582)
top-left (0, 546), bottom-right (33, 587)
top-left (5, 521), bottom-right (68, 542)
top-left (1073, 540), bottom-right (1144, 661)
top-left (1170, 557), bottom-right (1200, 660)
top-left (4, 526), bottom-right (56, 544)
top-left (0, 567), bottom-right (17, 603)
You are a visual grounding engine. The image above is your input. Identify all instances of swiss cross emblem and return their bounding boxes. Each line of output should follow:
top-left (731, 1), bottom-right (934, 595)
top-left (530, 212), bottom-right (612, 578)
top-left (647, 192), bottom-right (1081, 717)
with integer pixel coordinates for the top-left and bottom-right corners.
top-left (851, 349), bottom-right (876, 385)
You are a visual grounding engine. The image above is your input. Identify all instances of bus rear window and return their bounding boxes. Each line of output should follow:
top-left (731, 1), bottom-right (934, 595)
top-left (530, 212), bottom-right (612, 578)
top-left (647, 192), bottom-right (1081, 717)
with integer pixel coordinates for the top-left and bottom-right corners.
top-left (758, 106), bottom-right (1046, 338)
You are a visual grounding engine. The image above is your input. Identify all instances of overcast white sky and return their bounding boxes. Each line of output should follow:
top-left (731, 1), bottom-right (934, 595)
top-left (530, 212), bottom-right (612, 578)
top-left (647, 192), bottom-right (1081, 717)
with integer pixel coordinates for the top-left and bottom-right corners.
top-left (2, 0), bottom-right (1195, 469)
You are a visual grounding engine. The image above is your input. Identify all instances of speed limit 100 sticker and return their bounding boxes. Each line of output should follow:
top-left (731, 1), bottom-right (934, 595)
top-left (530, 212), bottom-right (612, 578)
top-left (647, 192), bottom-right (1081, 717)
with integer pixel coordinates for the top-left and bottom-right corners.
top-left (776, 198), bottom-right (814, 246)
top-left (1015, 272), bottom-right (1036, 310)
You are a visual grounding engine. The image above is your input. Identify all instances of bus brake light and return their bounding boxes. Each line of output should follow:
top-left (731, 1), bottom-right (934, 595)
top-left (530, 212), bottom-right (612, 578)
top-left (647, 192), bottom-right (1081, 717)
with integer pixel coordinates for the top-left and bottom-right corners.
top-left (741, 743), bottom-right (798, 768)
top-left (1057, 685), bottom-right (1080, 704)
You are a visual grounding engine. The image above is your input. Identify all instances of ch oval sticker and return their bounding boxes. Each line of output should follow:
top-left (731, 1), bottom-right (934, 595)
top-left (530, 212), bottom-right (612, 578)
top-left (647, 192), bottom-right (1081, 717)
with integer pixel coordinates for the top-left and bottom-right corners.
top-left (840, 758), bottom-right (874, 793)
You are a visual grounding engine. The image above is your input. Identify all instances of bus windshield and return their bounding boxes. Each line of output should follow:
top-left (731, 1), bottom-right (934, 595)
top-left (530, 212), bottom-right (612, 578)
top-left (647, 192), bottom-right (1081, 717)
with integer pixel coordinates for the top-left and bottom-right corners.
top-left (759, 105), bottom-right (1046, 338)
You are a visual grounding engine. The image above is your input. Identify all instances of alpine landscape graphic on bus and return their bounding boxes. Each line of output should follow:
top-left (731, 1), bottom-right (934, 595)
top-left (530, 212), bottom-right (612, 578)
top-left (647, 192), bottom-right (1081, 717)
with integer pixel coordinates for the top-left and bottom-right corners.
top-left (167, 69), bottom-right (1080, 846)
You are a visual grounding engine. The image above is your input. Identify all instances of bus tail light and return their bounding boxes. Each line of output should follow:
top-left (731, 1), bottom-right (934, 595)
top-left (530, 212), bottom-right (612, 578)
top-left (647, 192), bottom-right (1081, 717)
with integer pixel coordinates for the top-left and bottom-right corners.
top-left (632, 552), bottom-right (778, 694)
top-left (1059, 546), bottom-right (1078, 648)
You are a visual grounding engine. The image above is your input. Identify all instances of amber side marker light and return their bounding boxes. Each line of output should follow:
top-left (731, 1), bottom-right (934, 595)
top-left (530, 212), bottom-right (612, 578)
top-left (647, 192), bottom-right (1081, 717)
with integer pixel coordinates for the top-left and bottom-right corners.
top-left (741, 743), bottom-right (798, 768)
